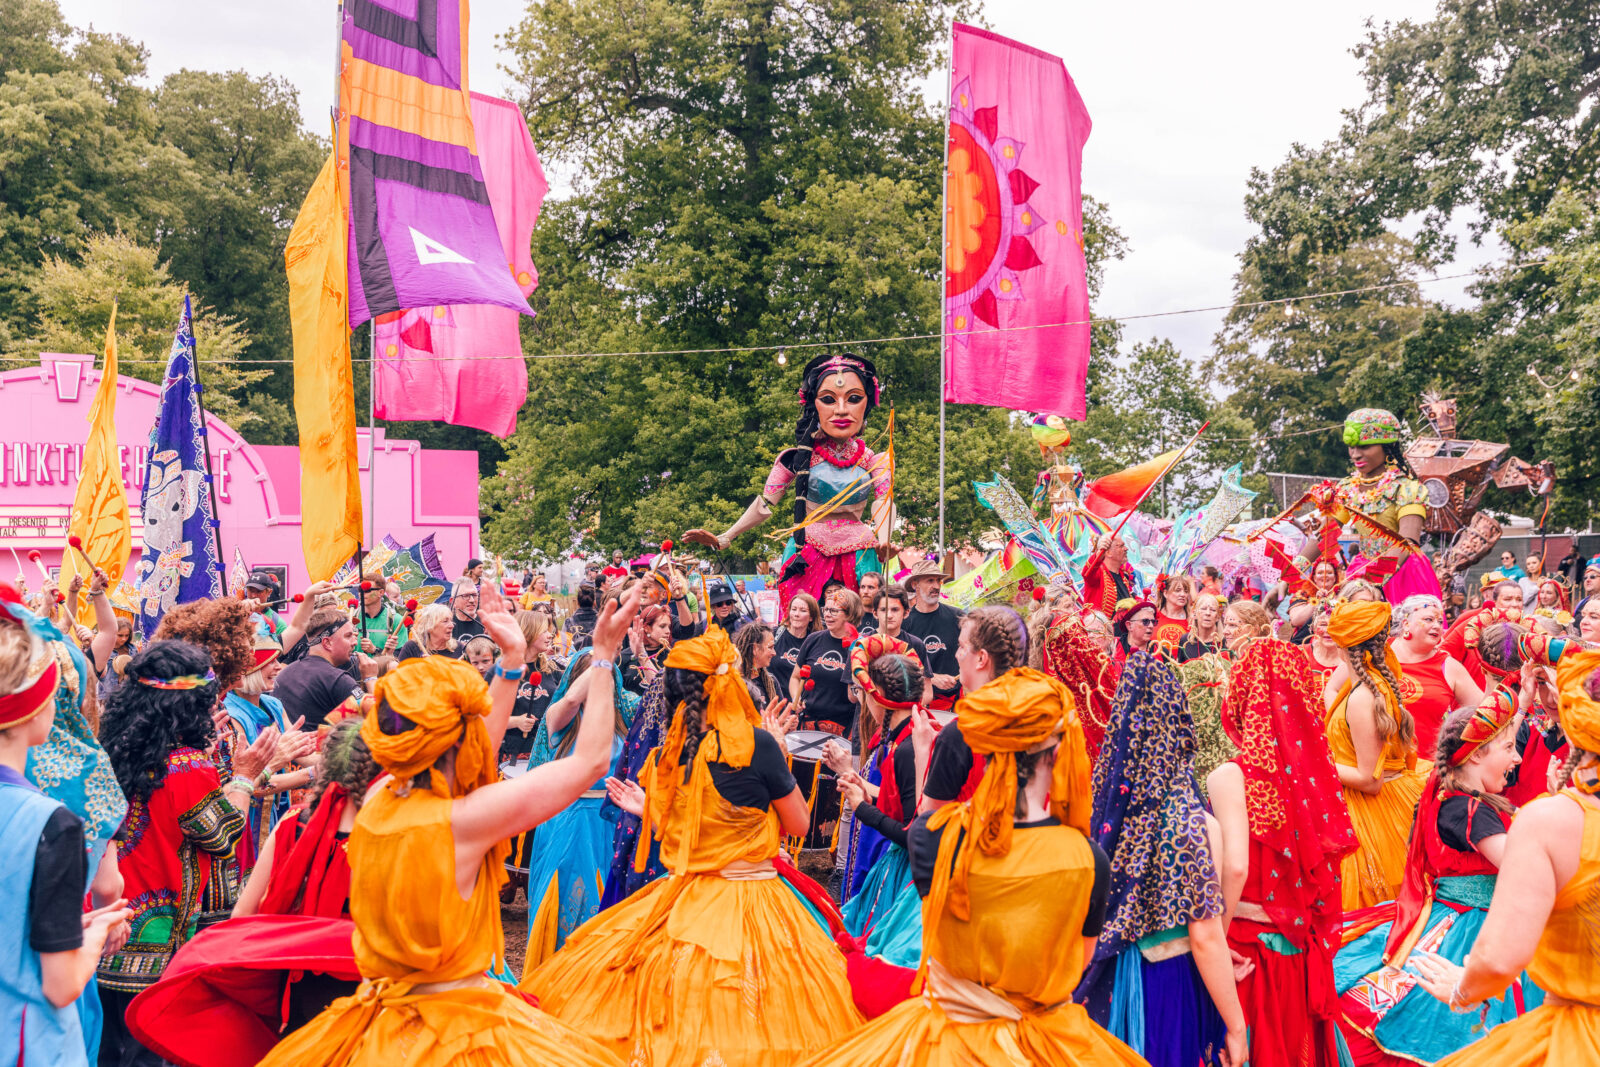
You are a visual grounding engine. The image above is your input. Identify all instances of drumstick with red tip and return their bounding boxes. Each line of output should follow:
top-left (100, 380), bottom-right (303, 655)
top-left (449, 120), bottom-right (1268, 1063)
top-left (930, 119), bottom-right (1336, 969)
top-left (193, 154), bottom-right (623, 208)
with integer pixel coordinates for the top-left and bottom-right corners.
top-left (66, 535), bottom-right (97, 576)
top-left (26, 550), bottom-right (49, 582)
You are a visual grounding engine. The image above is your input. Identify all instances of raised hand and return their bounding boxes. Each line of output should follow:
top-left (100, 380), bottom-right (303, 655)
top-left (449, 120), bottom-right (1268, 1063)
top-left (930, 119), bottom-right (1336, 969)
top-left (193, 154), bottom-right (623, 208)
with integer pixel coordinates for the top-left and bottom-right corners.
top-left (910, 704), bottom-right (938, 758)
top-left (682, 529), bottom-right (724, 550)
top-left (479, 598), bottom-right (528, 666)
top-left (761, 697), bottom-right (796, 740)
top-left (591, 585), bottom-right (644, 661)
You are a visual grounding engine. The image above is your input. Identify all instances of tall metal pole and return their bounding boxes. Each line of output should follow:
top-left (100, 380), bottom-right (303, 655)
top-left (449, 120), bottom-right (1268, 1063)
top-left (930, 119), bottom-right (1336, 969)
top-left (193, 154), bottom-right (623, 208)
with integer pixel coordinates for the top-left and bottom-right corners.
top-left (937, 22), bottom-right (952, 559)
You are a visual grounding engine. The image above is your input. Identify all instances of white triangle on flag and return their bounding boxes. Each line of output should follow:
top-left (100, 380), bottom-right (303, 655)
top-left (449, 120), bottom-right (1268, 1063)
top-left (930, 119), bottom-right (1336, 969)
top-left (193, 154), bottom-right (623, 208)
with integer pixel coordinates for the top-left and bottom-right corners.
top-left (409, 227), bottom-right (473, 266)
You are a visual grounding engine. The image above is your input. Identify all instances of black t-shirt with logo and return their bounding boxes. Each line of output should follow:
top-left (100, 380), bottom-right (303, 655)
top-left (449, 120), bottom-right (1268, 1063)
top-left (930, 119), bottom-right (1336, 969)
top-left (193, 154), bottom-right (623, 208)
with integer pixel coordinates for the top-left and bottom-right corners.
top-left (500, 672), bottom-right (553, 762)
top-left (796, 630), bottom-right (854, 734)
top-left (858, 612), bottom-right (879, 637)
top-left (772, 628), bottom-right (807, 695)
top-left (274, 655), bottom-right (366, 728)
top-left (902, 604), bottom-right (963, 699)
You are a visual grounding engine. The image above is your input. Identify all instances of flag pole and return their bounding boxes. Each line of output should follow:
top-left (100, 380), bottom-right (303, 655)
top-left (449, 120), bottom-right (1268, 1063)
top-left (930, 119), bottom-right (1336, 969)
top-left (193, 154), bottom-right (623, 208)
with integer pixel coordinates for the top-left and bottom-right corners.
top-left (187, 299), bottom-right (230, 596)
top-left (937, 20), bottom-right (952, 560)
top-left (1083, 420), bottom-right (1211, 578)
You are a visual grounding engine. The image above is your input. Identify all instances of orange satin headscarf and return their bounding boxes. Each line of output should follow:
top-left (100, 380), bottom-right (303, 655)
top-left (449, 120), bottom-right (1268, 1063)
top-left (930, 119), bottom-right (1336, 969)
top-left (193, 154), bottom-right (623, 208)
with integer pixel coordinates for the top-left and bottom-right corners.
top-left (634, 627), bottom-right (763, 873)
top-left (1328, 599), bottom-right (1405, 719)
top-left (361, 655), bottom-right (498, 800)
top-left (919, 667), bottom-right (1090, 982)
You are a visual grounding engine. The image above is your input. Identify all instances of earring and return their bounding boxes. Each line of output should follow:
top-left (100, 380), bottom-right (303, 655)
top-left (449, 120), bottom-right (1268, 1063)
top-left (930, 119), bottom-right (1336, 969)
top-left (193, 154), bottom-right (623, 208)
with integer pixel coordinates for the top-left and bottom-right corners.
top-left (1401, 629), bottom-right (1412, 640)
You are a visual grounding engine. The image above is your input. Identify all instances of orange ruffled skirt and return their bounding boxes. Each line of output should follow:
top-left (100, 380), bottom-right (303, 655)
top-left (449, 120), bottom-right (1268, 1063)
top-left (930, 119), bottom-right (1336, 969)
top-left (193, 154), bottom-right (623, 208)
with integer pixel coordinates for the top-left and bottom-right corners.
top-left (260, 976), bottom-right (622, 1067)
top-left (1436, 1000), bottom-right (1600, 1067)
top-left (1340, 766), bottom-right (1427, 911)
top-left (523, 871), bottom-right (862, 1066)
top-left (796, 991), bottom-right (1147, 1066)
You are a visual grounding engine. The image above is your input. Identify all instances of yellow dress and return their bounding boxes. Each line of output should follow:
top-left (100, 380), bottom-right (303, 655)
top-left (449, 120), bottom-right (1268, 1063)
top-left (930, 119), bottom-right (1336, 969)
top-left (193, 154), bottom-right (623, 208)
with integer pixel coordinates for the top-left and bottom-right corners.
top-left (1440, 789), bottom-right (1600, 1065)
top-left (259, 788), bottom-right (621, 1067)
top-left (1326, 690), bottom-right (1427, 911)
top-left (521, 735), bottom-right (863, 1065)
top-left (798, 824), bottom-right (1146, 1066)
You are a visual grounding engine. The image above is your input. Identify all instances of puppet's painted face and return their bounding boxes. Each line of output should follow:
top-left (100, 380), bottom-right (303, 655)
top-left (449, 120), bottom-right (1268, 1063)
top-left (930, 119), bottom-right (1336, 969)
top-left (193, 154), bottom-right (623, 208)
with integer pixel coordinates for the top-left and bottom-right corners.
top-left (815, 371), bottom-right (867, 441)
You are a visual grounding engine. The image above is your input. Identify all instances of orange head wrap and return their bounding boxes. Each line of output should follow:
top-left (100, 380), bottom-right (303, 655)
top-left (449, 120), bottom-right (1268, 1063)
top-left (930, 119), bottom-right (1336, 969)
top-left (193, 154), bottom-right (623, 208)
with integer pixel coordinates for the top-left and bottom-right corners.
top-left (919, 667), bottom-right (1090, 983)
top-left (1328, 599), bottom-right (1405, 722)
top-left (634, 627), bottom-right (762, 874)
top-left (1522, 632), bottom-right (1600, 755)
top-left (362, 655), bottom-right (497, 799)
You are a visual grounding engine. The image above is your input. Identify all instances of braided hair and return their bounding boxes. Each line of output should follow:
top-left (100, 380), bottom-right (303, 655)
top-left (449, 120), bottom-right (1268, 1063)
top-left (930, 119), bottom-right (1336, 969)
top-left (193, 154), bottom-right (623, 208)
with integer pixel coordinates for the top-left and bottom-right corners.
top-left (1348, 631), bottom-right (1415, 749)
top-left (864, 651), bottom-right (924, 763)
top-left (1477, 622), bottom-right (1527, 676)
top-left (962, 605), bottom-right (1028, 678)
top-left (786, 353), bottom-right (880, 558)
top-left (664, 666), bottom-right (712, 777)
top-left (309, 719), bottom-right (383, 811)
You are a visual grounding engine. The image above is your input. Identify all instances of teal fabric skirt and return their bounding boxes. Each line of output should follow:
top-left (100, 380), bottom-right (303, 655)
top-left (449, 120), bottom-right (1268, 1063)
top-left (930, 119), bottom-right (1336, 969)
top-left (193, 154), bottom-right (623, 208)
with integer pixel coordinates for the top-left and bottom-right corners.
top-left (1335, 874), bottom-right (1542, 1062)
top-left (839, 843), bottom-right (922, 969)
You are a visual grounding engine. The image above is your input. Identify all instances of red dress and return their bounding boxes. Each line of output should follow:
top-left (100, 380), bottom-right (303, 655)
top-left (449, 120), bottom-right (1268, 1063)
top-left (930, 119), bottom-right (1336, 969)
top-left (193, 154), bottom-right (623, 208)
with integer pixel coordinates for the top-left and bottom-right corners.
top-left (1152, 612), bottom-right (1189, 655)
top-left (1394, 648), bottom-right (1453, 761)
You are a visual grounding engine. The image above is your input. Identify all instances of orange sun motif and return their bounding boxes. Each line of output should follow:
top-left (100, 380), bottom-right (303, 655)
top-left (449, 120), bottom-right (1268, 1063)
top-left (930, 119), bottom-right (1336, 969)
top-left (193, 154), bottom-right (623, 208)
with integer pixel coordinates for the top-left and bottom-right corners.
top-left (945, 78), bottom-right (1047, 338)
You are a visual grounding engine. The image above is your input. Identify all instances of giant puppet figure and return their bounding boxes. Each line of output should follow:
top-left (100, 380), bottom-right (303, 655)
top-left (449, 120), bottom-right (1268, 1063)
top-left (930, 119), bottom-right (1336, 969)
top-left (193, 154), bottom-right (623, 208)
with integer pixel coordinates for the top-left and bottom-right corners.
top-left (1294, 408), bottom-right (1441, 605)
top-left (685, 353), bottom-right (889, 606)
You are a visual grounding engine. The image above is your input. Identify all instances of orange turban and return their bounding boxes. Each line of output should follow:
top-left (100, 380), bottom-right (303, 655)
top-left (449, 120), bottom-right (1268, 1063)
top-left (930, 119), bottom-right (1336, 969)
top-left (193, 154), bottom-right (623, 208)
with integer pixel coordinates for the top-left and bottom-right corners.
top-left (1523, 633), bottom-right (1600, 755)
top-left (635, 627), bottom-right (762, 874)
top-left (362, 655), bottom-right (497, 800)
top-left (919, 667), bottom-right (1089, 982)
top-left (1329, 599), bottom-right (1405, 720)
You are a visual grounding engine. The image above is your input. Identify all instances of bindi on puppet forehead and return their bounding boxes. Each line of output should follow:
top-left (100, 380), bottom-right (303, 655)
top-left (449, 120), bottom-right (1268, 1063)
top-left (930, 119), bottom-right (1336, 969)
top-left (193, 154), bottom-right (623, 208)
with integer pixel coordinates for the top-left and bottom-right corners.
top-left (817, 370), bottom-right (865, 396)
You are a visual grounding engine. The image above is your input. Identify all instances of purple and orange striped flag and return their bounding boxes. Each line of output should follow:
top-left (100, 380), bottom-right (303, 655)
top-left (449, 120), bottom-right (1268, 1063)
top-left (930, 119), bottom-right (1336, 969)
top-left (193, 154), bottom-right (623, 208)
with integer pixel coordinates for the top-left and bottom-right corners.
top-left (340, 0), bottom-right (532, 327)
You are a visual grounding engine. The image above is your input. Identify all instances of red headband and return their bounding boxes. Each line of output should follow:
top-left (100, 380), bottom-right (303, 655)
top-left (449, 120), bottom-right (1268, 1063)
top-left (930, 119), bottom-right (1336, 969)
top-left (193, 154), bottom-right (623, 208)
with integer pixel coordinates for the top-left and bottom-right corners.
top-left (0, 658), bottom-right (58, 730)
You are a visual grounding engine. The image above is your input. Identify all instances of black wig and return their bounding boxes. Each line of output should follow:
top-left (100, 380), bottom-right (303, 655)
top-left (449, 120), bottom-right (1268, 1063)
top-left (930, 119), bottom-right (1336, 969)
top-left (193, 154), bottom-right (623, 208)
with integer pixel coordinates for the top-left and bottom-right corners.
top-left (785, 352), bottom-right (881, 559)
top-left (100, 640), bottom-right (220, 804)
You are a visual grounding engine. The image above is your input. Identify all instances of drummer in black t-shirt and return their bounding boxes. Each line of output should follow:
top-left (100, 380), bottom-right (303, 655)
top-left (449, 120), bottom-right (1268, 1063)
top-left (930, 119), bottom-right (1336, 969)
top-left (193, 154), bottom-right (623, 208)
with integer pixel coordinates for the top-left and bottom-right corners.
top-left (899, 560), bottom-right (963, 708)
top-left (790, 587), bottom-right (861, 737)
top-left (770, 592), bottom-right (821, 698)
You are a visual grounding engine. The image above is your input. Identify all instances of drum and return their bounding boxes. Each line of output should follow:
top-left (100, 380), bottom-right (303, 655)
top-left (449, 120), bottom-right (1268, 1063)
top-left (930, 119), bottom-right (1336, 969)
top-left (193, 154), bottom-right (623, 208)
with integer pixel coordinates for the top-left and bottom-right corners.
top-left (785, 730), bottom-right (843, 853)
top-left (499, 759), bottom-right (532, 878)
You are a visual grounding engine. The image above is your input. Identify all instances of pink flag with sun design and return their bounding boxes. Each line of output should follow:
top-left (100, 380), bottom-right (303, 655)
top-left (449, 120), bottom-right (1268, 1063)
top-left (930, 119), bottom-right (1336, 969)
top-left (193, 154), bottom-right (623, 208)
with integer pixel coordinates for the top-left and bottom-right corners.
top-left (372, 93), bottom-right (548, 437)
top-left (944, 24), bottom-right (1092, 419)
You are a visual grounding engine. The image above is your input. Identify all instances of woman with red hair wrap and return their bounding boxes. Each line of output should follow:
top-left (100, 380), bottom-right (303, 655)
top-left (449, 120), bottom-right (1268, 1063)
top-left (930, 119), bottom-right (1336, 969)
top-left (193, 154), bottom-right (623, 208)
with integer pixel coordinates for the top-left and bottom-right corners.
top-left (1208, 638), bottom-right (1355, 1067)
top-left (1334, 690), bottom-right (1541, 1064)
top-left (799, 668), bottom-right (1141, 1066)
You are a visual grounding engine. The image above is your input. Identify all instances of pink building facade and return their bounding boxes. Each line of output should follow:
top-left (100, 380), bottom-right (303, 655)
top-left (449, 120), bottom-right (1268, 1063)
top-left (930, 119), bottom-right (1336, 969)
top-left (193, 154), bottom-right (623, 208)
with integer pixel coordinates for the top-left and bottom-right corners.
top-left (0, 353), bottom-right (481, 591)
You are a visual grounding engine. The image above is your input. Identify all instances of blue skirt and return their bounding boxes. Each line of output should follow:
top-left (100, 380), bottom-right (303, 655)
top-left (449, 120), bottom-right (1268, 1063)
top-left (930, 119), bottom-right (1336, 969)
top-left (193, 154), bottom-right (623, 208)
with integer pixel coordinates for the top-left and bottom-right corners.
top-left (1336, 874), bottom-right (1542, 1062)
top-left (840, 843), bottom-right (922, 969)
top-left (1081, 934), bottom-right (1227, 1067)
top-left (526, 797), bottom-right (615, 961)
top-left (840, 752), bottom-right (889, 902)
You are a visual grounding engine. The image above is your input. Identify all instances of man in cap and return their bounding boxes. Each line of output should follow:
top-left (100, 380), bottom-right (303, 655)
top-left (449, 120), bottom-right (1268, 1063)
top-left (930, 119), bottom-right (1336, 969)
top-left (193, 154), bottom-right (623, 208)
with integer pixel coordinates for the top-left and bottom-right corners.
top-left (899, 559), bottom-right (963, 708)
top-left (705, 579), bottom-right (750, 636)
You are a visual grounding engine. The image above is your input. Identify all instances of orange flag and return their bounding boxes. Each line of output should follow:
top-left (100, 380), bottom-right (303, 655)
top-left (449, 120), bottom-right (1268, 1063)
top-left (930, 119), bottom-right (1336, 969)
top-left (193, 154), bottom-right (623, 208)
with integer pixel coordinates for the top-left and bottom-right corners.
top-left (286, 150), bottom-right (362, 582)
top-left (1082, 449), bottom-right (1183, 519)
top-left (64, 305), bottom-right (131, 622)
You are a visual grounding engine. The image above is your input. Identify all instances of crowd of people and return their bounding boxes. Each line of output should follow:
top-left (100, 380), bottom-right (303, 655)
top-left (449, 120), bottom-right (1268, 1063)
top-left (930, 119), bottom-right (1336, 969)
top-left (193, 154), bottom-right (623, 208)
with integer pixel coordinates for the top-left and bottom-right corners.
top-left (4, 398), bottom-right (1600, 1067)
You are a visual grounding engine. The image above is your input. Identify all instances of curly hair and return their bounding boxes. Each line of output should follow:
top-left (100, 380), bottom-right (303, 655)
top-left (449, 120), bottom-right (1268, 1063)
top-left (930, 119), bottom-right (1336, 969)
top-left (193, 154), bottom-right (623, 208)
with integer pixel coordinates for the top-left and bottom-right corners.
top-left (1348, 632), bottom-right (1415, 749)
top-left (310, 719), bottom-right (382, 812)
top-left (664, 665), bottom-right (712, 774)
top-left (783, 353), bottom-right (880, 563)
top-left (963, 605), bottom-right (1028, 677)
top-left (101, 641), bottom-right (220, 803)
top-left (153, 597), bottom-right (256, 694)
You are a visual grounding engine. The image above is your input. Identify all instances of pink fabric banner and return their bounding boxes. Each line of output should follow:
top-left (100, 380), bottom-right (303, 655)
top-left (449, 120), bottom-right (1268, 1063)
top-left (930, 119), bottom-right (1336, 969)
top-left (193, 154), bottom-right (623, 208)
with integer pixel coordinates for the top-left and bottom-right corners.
top-left (943, 23), bottom-right (1092, 419)
top-left (373, 93), bottom-right (548, 437)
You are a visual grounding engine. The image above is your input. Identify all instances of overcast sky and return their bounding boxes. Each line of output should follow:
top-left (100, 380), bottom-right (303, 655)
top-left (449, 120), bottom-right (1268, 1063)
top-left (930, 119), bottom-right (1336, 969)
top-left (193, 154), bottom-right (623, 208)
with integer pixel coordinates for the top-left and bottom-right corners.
top-left (57, 0), bottom-right (1488, 361)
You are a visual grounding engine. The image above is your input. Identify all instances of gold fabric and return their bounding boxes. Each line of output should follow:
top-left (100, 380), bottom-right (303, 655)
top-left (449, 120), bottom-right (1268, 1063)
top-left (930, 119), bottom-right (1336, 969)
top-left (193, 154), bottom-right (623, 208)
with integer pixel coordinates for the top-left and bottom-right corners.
top-left (1439, 790), bottom-right (1600, 1066)
top-left (522, 722), bottom-right (860, 1065)
top-left (1326, 685), bottom-right (1426, 910)
top-left (797, 825), bottom-right (1144, 1066)
top-left (922, 667), bottom-right (1091, 963)
top-left (259, 788), bottom-right (621, 1067)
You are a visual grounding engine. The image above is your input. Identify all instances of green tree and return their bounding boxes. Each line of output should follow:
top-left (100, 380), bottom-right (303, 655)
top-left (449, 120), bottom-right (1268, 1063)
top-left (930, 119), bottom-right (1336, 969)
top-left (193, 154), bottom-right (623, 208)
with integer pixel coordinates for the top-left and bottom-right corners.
top-left (19, 232), bottom-right (276, 431)
top-left (1216, 1), bottom-right (1600, 520)
top-left (149, 69), bottom-right (325, 434)
top-left (1212, 233), bottom-right (1429, 476)
top-left (486, 0), bottom-right (1125, 558)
